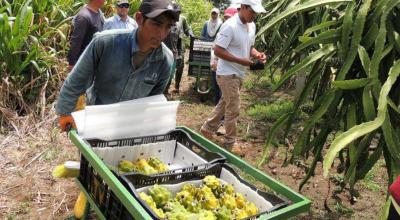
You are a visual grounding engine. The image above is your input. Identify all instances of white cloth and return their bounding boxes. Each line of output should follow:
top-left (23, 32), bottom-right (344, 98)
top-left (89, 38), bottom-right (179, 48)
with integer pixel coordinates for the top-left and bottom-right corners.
top-left (206, 18), bottom-right (223, 38)
top-left (103, 14), bottom-right (137, 30)
top-left (215, 14), bottom-right (255, 78)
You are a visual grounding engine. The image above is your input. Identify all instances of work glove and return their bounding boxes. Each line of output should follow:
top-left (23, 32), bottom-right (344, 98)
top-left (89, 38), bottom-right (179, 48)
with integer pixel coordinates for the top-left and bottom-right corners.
top-left (59, 114), bottom-right (76, 132)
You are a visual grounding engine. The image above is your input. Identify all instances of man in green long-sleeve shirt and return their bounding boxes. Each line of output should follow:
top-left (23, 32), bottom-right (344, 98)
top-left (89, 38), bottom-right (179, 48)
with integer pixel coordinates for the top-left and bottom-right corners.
top-left (163, 3), bottom-right (194, 94)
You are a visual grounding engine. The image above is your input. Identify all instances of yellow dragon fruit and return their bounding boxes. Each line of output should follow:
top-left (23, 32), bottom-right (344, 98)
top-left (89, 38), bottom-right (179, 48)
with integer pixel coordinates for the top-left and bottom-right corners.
top-left (234, 192), bottom-right (247, 209)
top-left (134, 158), bottom-right (157, 174)
top-left (232, 208), bottom-right (249, 219)
top-left (148, 156), bottom-right (169, 173)
top-left (139, 192), bottom-right (165, 218)
top-left (118, 160), bottom-right (135, 173)
top-left (244, 201), bottom-right (258, 216)
top-left (203, 175), bottom-right (221, 192)
top-left (148, 184), bottom-right (171, 208)
top-left (214, 206), bottom-right (232, 220)
top-left (219, 193), bottom-right (237, 210)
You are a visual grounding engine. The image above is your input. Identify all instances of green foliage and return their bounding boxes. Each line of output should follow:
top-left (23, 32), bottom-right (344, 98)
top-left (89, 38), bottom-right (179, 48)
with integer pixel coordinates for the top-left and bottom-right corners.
top-left (248, 100), bottom-right (294, 121)
top-left (0, 0), bottom-right (78, 121)
top-left (257, 0), bottom-right (400, 194)
top-left (176, 0), bottom-right (213, 36)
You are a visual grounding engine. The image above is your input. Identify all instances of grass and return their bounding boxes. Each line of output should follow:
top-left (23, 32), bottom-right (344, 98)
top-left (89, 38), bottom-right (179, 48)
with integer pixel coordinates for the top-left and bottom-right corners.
top-left (247, 100), bottom-right (294, 121)
top-left (334, 202), bottom-right (354, 216)
top-left (243, 74), bottom-right (281, 90)
top-left (361, 159), bottom-right (385, 192)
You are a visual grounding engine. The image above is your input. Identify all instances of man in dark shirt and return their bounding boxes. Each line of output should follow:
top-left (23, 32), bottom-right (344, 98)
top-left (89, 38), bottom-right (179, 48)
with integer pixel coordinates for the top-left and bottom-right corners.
top-left (163, 3), bottom-right (194, 94)
top-left (67, 0), bottom-right (105, 70)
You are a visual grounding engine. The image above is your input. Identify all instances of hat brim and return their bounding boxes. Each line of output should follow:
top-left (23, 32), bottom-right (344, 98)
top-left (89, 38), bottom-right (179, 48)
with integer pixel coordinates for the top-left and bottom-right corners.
top-left (250, 4), bottom-right (266, 13)
top-left (145, 9), bottom-right (178, 21)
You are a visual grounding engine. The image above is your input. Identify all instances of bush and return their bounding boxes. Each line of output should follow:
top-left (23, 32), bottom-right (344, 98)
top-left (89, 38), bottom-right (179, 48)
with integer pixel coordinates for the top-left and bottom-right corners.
top-left (176, 0), bottom-right (213, 36)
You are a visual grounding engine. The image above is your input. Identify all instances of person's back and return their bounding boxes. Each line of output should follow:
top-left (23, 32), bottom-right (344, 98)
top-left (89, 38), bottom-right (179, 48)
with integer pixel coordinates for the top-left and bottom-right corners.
top-left (68, 2), bottom-right (105, 67)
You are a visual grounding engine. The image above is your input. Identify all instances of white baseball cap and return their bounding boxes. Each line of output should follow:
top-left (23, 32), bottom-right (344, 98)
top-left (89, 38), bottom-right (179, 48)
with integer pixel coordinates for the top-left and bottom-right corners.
top-left (116, 0), bottom-right (129, 5)
top-left (239, 0), bottom-right (266, 13)
top-left (211, 8), bottom-right (220, 14)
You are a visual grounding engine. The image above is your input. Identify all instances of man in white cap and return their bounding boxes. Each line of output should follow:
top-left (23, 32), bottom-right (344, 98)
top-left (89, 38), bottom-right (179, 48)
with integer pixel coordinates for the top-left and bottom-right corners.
top-left (200, 0), bottom-right (266, 156)
top-left (200, 7), bottom-right (223, 42)
top-left (103, 0), bottom-right (138, 30)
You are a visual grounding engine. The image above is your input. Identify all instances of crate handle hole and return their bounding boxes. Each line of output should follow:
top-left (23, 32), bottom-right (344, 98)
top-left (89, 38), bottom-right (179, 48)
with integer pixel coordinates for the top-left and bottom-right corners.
top-left (158, 149), bottom-right (161, 153)
top-left (140, 152), bottom-right (144, 156)
top-left (121, 155), bottom-right (125, 159)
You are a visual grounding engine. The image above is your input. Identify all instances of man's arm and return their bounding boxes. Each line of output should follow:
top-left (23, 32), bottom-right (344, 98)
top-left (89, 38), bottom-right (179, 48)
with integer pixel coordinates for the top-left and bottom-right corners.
top-left (214, 46), bottom-right (253, 66)
top-left (182, 17), bottom-right (194, 37)
top-left (57, 37), bottom-right (102, 115)
top-left (67, 15), bottom-right (89, 65)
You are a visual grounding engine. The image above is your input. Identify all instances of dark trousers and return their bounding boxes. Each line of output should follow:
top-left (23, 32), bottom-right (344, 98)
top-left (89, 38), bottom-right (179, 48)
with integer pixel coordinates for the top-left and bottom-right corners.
top-left (164, 59), bottom-right (184, 93)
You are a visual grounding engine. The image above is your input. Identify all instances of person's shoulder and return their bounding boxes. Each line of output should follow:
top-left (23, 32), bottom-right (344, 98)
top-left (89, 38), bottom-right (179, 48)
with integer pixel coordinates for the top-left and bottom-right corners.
top-left (104, 15), bottom-right (116, 23)
top-left (161, 43), bottom-right (173, 61)
top-left (77, 5), bottom-right (91, 16)
top-left (93, 29), bottom-right (133, 43)
top-left (128, 16), bottom-right (137, 24)
top-left (104, 16), bottom-right (115, 26)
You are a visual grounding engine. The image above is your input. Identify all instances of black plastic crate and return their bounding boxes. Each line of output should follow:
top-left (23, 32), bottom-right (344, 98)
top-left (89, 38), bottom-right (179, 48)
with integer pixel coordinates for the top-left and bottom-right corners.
top-left (188, 65), bottom-right (212, 76)
top-left (120, 163), bottom-right (290, 220)
top-left (78, 128), bottom-right (226, 220)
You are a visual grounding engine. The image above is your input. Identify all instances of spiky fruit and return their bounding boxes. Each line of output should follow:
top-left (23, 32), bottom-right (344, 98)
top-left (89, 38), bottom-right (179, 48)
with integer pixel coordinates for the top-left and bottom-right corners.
top-left (233, 208), bottom-right (249, 219)
top-left (139, 192), bottom-right (156, 207)
top-left (118, 160), bottom-right (135, 173)
top-left (196, 185), bottom-right (214, 199)
top-left (148, 156), bottom-right (169, 173)
top-left (139, 192), bottom-right (166, 218)
top-left (135, 158), bottom-right (157, 174)
top-left (203, 175), bottom-right (221, 192)
top-left (219, 193), bottom-right (237, 210)
top-left (197, 210), bottom-right (217, 220)
top-left (163, 201), bottom-right (186, 212)
top-left (175, 190), bottom-right (194, 206)
top-left (244, 202), bottom-right (258, 216)
top-left (199, 193), bottom-right (219, 210)
top-left (221, 183), bottom-right (235, 195)
top-left (214, 206), bottom-right (232, 220)
top-left (148, 184), bottom-right (171, 208)
top-left (234, 192), bottom-right (246, 209)
top-left (182, 183), bottom-right (197, 196)
top-left (165, 201), bottom-right (191, 220)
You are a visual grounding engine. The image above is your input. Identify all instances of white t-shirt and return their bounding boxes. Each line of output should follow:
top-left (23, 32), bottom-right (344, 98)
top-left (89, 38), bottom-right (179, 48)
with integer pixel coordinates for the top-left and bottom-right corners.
top-left (215, 14), bottom-right (256, 78)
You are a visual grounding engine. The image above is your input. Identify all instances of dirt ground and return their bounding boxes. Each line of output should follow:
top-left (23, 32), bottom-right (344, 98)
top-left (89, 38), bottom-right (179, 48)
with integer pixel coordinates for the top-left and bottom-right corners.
top-left (0, 67), bottom-right (388, 219)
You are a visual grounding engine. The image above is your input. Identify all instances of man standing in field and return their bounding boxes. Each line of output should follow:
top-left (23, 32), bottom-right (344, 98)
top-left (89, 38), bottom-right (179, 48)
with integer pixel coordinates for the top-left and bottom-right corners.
top-left (103, 0), bottom-right (138, 30)
top-left (68, 0), bottom-right (105, 70)
top-left (163, 3), bottom-right (194, 94)
top-left (57, 0), bottom-right (177, 131)
top-left (200, 0), bottom-right (266, 156)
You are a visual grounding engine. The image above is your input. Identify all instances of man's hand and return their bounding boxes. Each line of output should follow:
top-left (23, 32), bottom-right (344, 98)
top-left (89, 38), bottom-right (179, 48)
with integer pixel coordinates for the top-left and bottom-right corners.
top-left (59, 115), bottom-right (76, 132)
top-left (255, 52), bottom-right (267, 63)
